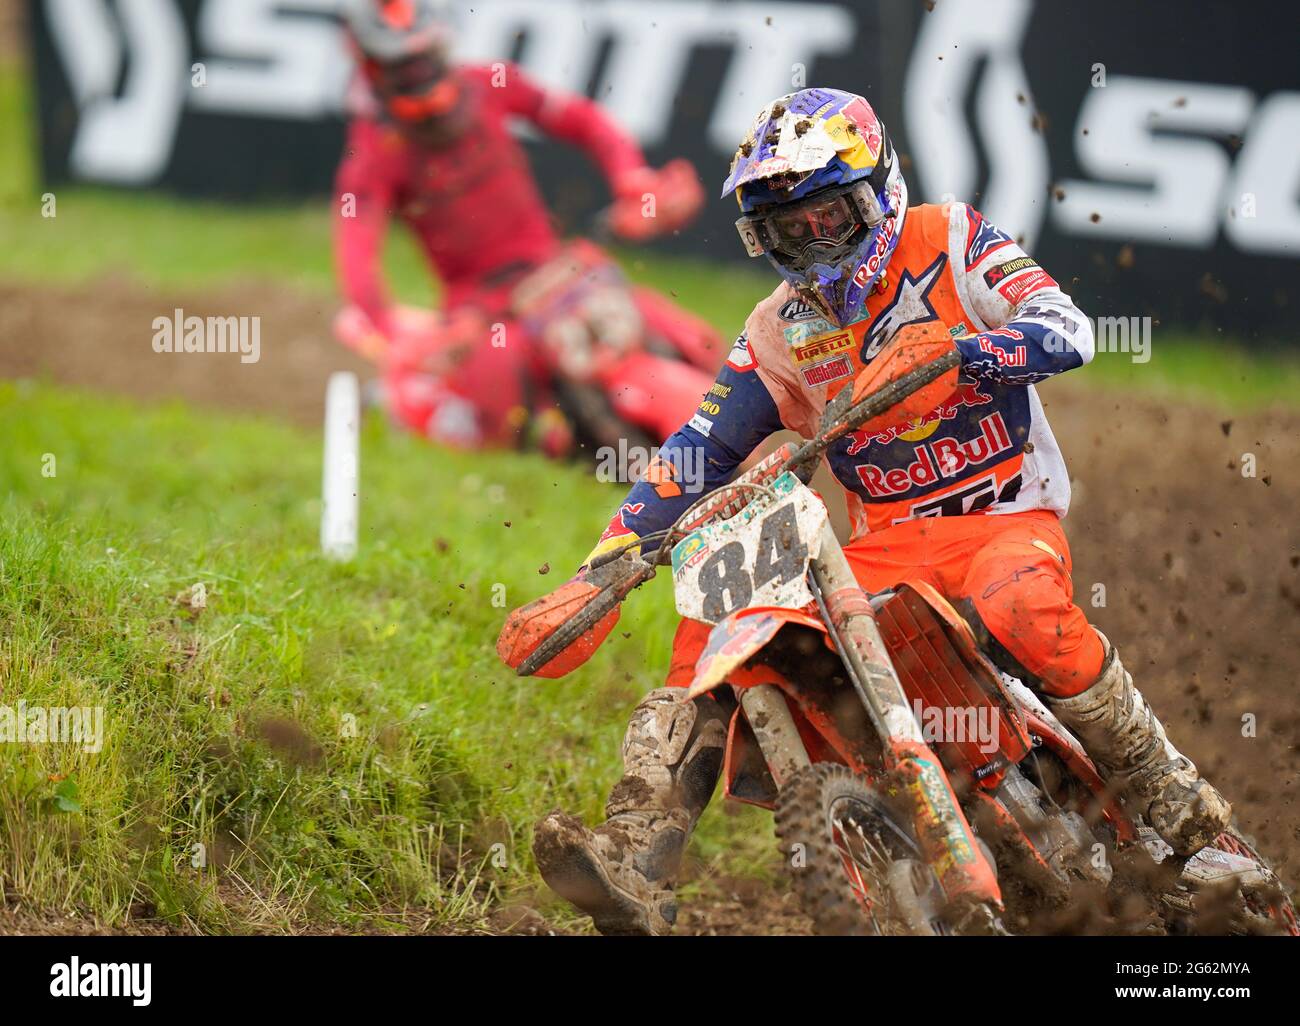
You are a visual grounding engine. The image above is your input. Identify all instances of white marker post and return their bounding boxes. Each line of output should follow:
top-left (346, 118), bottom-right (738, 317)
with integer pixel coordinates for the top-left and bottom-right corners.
top-left (321, 371), bottom-right (360, 560)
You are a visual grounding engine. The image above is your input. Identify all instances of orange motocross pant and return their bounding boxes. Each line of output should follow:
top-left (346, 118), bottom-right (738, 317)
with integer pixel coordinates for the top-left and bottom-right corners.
top-left (666, 509), bottom-right (1105, 699)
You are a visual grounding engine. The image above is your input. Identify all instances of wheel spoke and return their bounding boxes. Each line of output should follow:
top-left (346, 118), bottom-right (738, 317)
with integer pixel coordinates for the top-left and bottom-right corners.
top-left (833, 812), bottom-right (905, 932)
top-left (780, 766), bottom-right (941, 936)
top-left (832, 817), bottom-right (872, 908)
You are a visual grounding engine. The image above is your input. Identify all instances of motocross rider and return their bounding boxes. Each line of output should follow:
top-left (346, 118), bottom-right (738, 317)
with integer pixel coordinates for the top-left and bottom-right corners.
top-left (497, 88), bottom-right (1233, 935)
top-left (335, 0), bottom-right (708, 450)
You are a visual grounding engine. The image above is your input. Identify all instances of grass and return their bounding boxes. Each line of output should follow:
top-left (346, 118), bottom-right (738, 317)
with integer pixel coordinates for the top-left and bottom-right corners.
top-left (0, 51), bottom-right (1296, 933)
top-left (1078, 336), bottom-right (1300, 410)
top-left (0, 380), bottom-right (775, 931)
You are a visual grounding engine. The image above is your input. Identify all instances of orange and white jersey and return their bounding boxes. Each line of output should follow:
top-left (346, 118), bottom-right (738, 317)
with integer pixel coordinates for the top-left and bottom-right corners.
top-left (589, 202), bottom-right (1094, 566)
top-left (740, 201), bottom-right (1095, 537)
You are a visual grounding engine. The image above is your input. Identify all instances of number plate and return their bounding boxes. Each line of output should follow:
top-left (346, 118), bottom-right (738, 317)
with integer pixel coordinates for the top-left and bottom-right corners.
top-left (671, 472), bottom-right (828, 625)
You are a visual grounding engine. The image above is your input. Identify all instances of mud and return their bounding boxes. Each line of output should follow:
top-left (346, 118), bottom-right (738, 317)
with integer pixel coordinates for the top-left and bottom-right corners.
top-left (2, 273), bottom-right (1299, 935)
top-left (676, 874), bottom-right (814, 936)
top-left (0, 278), bottom-right (369, 427)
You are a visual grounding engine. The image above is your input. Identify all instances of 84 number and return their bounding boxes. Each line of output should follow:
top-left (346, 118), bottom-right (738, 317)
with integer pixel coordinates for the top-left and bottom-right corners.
top-left (697, 504), bottom-right (809, 621)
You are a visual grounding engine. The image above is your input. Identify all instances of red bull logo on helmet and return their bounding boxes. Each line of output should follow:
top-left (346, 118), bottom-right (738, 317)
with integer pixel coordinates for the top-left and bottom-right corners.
top-left (851, 177), bottom-right (905, 291)
top-left (842, 96), bottom-right (883, 161)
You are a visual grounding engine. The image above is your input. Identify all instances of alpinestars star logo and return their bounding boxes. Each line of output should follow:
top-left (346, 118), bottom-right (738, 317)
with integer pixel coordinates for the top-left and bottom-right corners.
top-left (862, 254), bottom-right (947, 361)
top-left (964, 208), bottom-right (1016, 271)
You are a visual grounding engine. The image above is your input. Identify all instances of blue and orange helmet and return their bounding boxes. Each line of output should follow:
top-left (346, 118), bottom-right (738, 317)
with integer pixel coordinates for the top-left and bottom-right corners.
top-left (722, 89), bottom-right (907, 328)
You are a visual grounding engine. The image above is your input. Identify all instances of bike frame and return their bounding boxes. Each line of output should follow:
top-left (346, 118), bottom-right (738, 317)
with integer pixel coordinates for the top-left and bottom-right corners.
top-left (686, 517), bottom-right (1004, 911)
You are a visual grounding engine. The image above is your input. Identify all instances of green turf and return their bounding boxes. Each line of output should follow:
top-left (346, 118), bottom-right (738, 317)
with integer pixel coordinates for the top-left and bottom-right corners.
top-left (0, 380), bottom-right (774, 930)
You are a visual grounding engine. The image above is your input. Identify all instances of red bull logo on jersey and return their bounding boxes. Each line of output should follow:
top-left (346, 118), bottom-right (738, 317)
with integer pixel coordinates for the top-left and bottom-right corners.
top-left (598, 502), bottom-right (644, 543)
top-left (856, 412), bottom-right (1014, 498)
top-left (976, 329), bottom-right (1028, 368)
top-left (845, 383), bottom-right (994, 455)
top-left (586, 500), bottom-right (646, 565)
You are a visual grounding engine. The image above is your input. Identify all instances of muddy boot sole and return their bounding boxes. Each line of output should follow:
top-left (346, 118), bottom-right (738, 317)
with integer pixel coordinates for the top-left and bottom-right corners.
top-left (532, 812), bottom-right (669, 936)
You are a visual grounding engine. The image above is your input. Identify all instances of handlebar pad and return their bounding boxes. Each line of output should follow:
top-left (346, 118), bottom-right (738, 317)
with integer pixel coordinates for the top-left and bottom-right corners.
top-left (498, 580), bottom-right (622, 679)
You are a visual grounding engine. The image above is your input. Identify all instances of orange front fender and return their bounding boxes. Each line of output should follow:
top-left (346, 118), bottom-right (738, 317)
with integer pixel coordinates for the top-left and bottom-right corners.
top-left (684, 606), bottom-right (828, 701)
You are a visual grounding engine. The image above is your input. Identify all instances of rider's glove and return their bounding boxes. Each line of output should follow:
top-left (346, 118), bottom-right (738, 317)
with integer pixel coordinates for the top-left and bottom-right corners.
top-left (333, 305), bottom-right (394, 364)
top-left (609, 160), bottom-right (705, 241)
top-left (849, 323), bottom-right (962, 437)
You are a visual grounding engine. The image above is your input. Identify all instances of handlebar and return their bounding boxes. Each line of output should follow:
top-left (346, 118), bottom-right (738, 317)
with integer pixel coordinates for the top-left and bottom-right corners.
top-left (512, 347), bottom-right (963, 676)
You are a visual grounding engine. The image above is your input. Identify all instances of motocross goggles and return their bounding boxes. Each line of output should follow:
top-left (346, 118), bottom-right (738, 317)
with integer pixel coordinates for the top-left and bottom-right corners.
top-left (735, 179), bottom-right (884, 264)
top-left (366, 53), bottom-right (460, 122)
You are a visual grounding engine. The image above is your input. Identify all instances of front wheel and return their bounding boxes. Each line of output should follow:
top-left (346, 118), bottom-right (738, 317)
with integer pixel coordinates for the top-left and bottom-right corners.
top-left (774, 763), bottom-right (949, 935)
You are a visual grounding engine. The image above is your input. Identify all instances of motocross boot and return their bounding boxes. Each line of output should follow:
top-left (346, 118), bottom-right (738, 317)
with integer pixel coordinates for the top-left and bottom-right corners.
top-left (1047, 633), bottom-right (1232, 856)
top-left (533, 688), bottom-right (727, 935)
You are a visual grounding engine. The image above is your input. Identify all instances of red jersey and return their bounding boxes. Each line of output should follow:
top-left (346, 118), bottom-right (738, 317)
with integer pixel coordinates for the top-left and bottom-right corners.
top-left (334, 63), bottom-right (647, 335)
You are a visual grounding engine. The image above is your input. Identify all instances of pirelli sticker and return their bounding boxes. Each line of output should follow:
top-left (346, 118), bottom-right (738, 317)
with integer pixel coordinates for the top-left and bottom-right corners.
top-left (792, 329), bottom-right (855, 388)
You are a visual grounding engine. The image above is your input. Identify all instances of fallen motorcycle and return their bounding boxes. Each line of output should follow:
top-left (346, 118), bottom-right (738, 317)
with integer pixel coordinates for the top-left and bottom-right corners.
top-left (334, 239), bottom-right (721, 455)
top-left (507, 350), bottom-right (1298, 936)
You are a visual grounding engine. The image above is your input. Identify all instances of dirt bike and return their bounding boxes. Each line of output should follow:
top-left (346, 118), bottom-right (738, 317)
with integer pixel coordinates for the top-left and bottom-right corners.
top-left (335, 239), bottom-right (721, 454)
top-left (512, 350), bottom-right (1299, 936)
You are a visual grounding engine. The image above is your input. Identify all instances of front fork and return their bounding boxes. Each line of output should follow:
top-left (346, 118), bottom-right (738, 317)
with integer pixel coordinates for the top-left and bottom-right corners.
top-left (809, 521), bottom-right (1002, 911)
top-left (756, 521), bottom-right (1003, 914)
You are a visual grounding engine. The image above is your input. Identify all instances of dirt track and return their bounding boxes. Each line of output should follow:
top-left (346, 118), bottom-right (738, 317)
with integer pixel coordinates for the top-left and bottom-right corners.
top-left (2, 275), bottom-right (1298, 935)
top-left (0, 278), bottom-right (371, 425)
